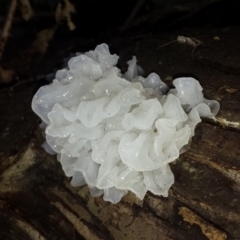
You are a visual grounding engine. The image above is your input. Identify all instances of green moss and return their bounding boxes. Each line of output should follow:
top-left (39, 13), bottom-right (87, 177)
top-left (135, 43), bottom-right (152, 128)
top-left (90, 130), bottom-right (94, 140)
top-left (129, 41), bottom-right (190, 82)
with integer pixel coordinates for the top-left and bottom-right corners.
top-left (182, 162), bottom-right (197, 174)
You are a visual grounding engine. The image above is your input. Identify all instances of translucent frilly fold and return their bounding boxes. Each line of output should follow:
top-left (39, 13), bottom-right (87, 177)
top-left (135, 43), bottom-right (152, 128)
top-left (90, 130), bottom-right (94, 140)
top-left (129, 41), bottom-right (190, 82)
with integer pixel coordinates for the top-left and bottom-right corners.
top-left (31, 43), bottom-right (220, 204)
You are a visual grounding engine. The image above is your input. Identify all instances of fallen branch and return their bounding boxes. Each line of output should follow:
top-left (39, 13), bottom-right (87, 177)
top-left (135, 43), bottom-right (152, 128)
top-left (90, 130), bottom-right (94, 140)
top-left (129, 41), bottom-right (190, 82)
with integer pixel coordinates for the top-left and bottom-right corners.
top-left (0, 0), bottom-right (17, 61)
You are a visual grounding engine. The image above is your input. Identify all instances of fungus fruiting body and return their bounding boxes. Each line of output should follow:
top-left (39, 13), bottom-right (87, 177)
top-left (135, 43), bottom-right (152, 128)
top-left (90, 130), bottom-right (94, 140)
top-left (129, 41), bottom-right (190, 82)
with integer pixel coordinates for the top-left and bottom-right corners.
top-left (32, 44), bottom-right (219, 203)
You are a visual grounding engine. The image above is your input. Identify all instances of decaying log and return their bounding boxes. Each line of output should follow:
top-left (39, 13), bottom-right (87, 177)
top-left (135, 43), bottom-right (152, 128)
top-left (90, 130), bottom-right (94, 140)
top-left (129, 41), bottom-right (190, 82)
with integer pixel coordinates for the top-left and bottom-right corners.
top-left (0, 26), bottom-right (240, 240)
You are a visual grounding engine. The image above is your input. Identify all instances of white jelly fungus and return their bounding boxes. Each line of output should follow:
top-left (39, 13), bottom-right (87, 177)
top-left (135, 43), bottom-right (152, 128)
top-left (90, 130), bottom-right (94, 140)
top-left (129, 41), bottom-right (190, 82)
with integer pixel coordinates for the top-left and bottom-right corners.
top-left (32, 43), bottom-right (220, 203)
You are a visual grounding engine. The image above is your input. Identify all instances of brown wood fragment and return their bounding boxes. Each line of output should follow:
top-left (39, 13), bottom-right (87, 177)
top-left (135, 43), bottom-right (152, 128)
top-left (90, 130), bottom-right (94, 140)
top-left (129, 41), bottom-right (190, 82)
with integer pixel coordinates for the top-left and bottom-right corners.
top-left (179, 207), bottom-right (227, 240)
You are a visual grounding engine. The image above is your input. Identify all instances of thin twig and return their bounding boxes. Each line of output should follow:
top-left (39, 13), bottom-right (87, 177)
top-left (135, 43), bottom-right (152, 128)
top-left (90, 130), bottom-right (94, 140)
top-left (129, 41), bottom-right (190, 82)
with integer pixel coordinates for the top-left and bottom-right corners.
top-left (0, 0), bottom-right (18, 60)
top-left (120, 0), bottom-right (222, 32)
top-left (120, 0), bottom-right (147, 32)
top-left (157, 39), bottom-right (177, 49)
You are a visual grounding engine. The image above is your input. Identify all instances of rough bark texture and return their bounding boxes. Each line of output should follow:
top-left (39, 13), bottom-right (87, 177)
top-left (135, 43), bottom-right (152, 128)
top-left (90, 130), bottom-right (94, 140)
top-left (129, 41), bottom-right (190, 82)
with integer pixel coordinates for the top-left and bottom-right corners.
top-left (0, 26), bottom-right (240, 240)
